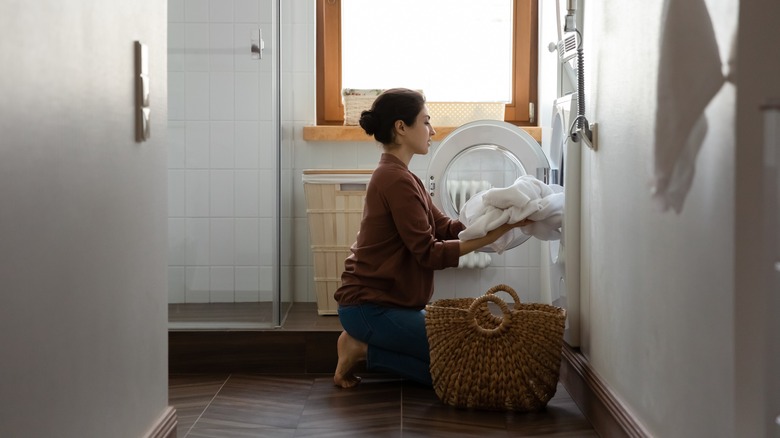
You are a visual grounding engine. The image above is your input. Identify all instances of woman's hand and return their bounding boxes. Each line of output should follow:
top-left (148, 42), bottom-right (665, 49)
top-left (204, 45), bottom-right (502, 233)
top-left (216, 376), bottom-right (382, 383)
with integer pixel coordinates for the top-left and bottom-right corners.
top-left (458, 219), bottom-right (534, 256)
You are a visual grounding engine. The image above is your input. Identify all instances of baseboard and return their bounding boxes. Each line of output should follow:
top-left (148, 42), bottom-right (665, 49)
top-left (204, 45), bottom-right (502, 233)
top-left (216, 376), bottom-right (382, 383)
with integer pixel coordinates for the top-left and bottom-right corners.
top-left (560, 344), bottom-right (650, 438)
top-left (144, 406), bottom-right (177, 438)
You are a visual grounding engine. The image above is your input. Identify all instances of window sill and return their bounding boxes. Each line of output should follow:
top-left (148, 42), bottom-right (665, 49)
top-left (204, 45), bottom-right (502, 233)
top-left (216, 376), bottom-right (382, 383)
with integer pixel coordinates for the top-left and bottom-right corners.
top-left (302, 125), bottom-right (542, 143)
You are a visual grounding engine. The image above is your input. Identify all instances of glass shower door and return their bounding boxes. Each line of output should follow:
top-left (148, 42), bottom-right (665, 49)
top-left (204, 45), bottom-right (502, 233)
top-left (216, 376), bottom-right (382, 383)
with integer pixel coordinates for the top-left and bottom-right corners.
top-left (166, 0), bottom-right (286, 329)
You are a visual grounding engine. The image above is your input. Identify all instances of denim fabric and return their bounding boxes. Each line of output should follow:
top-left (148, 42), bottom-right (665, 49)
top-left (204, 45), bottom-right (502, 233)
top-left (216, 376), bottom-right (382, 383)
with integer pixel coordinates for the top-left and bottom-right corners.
top-left (338, 303), bottom-right (432, 386)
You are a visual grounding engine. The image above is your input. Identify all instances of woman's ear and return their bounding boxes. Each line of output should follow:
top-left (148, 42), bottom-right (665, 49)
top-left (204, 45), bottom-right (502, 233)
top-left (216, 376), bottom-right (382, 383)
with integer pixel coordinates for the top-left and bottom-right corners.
top-left (394, 120), bottom-right (406, 136)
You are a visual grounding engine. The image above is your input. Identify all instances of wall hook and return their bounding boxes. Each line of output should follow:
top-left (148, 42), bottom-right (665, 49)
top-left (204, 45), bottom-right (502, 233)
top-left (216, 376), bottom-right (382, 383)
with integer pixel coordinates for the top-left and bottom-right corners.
top-left (250, 28), bottom-right (264, 60)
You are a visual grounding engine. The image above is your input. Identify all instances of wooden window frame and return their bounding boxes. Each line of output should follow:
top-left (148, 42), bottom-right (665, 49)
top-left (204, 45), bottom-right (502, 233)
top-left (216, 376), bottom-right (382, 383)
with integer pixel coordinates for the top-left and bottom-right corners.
top-left (316, 0), bottom-right (538, 126)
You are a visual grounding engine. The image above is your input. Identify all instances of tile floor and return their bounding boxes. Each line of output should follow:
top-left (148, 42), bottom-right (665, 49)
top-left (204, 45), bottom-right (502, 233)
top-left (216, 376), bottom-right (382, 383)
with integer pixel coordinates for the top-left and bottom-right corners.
top-left (168, 303), bottom-right (597, 437)
top-left (169, 373), bottom-right (598, 437)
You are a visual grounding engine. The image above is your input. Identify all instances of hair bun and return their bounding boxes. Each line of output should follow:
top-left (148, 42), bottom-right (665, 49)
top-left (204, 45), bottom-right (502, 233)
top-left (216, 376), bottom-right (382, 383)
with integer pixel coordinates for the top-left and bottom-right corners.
top-left (358, 110), bottom-right (377, 135)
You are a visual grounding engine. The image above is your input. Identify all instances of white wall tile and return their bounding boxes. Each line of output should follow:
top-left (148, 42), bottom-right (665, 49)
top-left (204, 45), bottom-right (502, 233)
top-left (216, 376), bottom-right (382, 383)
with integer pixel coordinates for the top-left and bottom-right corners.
top-left (258, 121), bottom-right (275, 170)
top-left (168, 170), bottom-right (186, 217)
top-left (168, 218), bottom-right (187, 265)
top-left (504, 238), bottom-right (532, 267)
top-left (168, 267), bottom-right (186, 303)
top-left (235, 266), bottom-right (260, 302)
top-left (209, 218), bottom-right (235, 265)
top-left (235, 218), bottom-right (260, 265)
top-left (210, 0), bottom-right (234, 22)
top-left (169, 0), bottom-right (186, 22)
top-left (292, 217), bottom-right (309, 266)
top-left (210, 121), bottom-right (235, 168)
top-left (527, 268), bottom-right (541, 303)
top-left (302, 141), bottom-right (333, 170)
top-left (210, 266), bottom-right (235, 302)
top-left (291, 0), bottom-right (308, 24)
top-left (210, 72), bottom-right (235, 120)
top-left (292, 266), bottom-right (309, 302)
top-left (185, 72), bottom-right (210, 120)
top-left (292, 172), bottom-right (306, 218)
top-left (185, 121), bottom-right (210, 168)
top-left (258, 217), bottom-right (273, 264)
top-left (281, 72), bottom-right (293, 121)
top-left (235, 121), bottom-right (259, 167)
top-left (258, 0), bottom-right (272, 19)
top-left (291, 25), bottom-right (309, 73)
top-left (259, 266), bottom-right (273, 300)
top-left (185, 23), bottom-right (210, 71)
top-left (168, 72), bottom-right (186, 121)
top-left (257, 72), bottom-right (273, 121)
top-left (185, 170), bottom-right (210, 217)
top-left (292, 72), bottom-right (313, 122)
top-left (504, 267), bottom-right (530, 299)
top-left (328, 141), bottom-right (360, 170)
top-left (168, 23), bottom-right (186, 71)
top-left (167, 122), bottom-right (186, 168)
top-left (186, 218), bottom-right (210, 265)
top-left (235, 171), bottom-right (259, 217)
top-left (209, 170), bottom-right (235, 216)
top-left (526, 238), bottom-right (542, 267)
top-left (357, 143), bottom-right (383, 169)
top-left (479, 265), bottom-right (505, 287)
top-left (257, 170), bottom-right (273, 216)
top-left (185, 266), bottom-right (211, 303)
top-left (280, 170), bottom-right (293, 220)
top-left (185, 0), bottom-right (210, 22)
top-left (235, 72), bottom-right (259, 120)
top-left (234, 0), bottom-right (259, 23)
top-left (210, 24), bottom-right (235, 71)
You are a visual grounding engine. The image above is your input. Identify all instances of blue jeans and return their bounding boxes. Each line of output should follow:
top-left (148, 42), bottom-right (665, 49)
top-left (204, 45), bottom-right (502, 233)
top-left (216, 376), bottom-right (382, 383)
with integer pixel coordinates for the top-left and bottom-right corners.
top-left (338, 303), bottom-right (432, 386)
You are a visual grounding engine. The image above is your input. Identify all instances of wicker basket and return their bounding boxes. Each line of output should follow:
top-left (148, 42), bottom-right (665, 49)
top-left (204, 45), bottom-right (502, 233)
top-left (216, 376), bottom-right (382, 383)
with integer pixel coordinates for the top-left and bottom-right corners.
top-left (426, 102), bottom-right (505, 125)
top-left (425, 284), bottom-right (566, 411)
top-left (342, 88), bottom-right (384, 126)
top-left (303, 170), bottom-right (372, 315)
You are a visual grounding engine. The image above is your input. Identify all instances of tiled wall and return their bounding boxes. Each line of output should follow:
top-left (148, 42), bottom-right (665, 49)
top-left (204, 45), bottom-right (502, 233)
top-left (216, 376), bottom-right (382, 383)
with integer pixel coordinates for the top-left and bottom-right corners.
top-left (168, 0), bottom-right (542, 305)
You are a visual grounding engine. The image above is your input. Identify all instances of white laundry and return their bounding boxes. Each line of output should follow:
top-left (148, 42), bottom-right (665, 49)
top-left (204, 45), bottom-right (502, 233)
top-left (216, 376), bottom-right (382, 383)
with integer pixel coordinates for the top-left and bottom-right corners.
top-left (458, 175), bottom-right (564, 253)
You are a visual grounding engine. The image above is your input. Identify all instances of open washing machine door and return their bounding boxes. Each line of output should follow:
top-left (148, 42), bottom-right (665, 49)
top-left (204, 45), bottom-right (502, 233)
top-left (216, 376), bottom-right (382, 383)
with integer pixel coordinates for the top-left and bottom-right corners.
top-left (542, 93), bottom-right (581, 346)
top-left (426, 120), bottom-right (550, 252)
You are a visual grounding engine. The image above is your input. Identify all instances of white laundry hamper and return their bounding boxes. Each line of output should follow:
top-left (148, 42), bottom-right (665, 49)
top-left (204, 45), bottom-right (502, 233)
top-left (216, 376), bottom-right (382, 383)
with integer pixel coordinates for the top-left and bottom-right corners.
top-left (303, 170), bottom-right (372, 315)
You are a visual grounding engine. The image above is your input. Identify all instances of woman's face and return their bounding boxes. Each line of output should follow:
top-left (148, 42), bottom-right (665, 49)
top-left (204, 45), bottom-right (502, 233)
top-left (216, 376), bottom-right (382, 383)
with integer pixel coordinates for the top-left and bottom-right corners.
top-left (405, 106), bottom-right (436, 155)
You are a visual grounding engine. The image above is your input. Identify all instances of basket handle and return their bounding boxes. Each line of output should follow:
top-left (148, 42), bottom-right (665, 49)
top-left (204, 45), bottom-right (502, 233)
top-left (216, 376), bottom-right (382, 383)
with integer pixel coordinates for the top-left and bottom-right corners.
top-left (485, 284), bottom-right (521, 309)
top-left (467, 293), bottom-right (513, 335)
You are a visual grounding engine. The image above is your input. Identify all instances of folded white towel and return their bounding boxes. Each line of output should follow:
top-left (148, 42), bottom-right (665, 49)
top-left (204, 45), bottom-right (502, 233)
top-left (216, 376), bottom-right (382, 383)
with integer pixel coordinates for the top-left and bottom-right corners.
top-left (458, 175), bottom-right (564, 253)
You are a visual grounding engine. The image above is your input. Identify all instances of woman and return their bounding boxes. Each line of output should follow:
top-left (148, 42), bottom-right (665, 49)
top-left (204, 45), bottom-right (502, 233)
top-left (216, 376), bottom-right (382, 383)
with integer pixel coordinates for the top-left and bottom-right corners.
top-left (333, 88), bottom-right (527, 388)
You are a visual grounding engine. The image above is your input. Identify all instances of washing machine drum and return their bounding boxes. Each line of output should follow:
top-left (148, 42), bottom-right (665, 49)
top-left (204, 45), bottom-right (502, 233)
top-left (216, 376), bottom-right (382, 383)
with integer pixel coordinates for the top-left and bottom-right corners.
top-left (426, 120), bottom-right (550, 252)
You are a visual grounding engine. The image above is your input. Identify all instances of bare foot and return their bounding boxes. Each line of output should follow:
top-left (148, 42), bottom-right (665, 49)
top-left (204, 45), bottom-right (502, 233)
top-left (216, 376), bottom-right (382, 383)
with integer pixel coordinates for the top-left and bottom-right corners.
top-left (334, 331), bottom-right (367, 388)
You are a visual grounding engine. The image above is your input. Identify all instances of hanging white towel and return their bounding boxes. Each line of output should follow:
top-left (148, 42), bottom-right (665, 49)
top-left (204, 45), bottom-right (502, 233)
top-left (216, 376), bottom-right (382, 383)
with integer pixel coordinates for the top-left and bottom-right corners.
top-left (652, 0), bottom-right (725, 213)
top-left (458, 175), bottom-right (564, 253)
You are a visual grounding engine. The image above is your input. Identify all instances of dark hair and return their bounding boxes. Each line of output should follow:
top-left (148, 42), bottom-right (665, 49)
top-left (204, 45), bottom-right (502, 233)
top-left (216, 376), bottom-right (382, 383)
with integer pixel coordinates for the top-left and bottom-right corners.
top-left (359, 88), bottom-right (426, 145)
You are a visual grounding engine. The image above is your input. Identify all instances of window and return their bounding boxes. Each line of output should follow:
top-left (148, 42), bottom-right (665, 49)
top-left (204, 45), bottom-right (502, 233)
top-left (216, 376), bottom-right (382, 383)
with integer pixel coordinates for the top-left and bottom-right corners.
top-left (316, 0), bottom-right (538, 126)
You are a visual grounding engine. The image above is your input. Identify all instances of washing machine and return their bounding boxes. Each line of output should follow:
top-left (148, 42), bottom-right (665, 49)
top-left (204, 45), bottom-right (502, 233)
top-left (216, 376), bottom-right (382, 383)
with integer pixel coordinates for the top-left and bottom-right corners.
top-left (541, 93), bottom-right (581, 346)
top-left (425, 97), bottom-right (581, 347)
top-left (426, 119), bottom-right (552, 255)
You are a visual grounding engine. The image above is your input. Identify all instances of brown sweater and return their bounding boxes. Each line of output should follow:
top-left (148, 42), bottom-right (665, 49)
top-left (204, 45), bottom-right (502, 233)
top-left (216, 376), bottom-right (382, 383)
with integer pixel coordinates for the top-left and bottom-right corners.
top-left (334, 154), bottom-right (465, 309)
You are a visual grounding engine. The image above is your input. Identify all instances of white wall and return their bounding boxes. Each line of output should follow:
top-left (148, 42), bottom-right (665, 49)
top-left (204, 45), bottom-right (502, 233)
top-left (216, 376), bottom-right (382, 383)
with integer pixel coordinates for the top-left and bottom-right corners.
top-left (578, 0), bottom-right (779, 436)
top-left (0, 1), bottom-right (169, 437)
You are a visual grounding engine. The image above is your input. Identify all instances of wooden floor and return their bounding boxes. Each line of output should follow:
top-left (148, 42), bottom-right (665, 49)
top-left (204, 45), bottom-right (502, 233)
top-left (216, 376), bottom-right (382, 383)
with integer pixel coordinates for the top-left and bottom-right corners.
top-left (168, 303), bottom-right (598, 437)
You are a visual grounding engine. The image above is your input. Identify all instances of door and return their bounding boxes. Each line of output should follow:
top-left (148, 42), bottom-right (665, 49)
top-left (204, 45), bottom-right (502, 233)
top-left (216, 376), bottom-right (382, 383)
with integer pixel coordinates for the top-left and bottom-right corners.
top-left (426, 120), bottom-right (551, 252)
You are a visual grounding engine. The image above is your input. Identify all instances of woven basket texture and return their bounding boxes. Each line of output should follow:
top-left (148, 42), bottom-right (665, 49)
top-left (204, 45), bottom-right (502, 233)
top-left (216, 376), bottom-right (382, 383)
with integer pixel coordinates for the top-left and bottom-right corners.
top-left (425, 284), bottom-right (566, 411)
